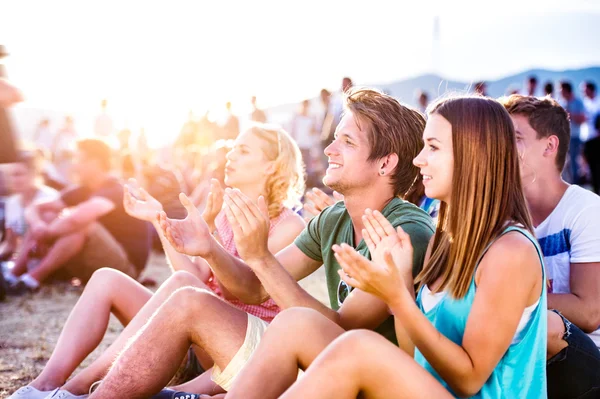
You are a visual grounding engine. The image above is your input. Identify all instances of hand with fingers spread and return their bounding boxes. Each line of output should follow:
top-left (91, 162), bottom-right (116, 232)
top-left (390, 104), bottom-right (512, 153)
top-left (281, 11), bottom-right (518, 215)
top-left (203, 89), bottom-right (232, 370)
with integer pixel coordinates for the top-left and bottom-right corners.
top-left (157, 192), bottom-right (213, 257)
top-left (123, 178), bottom-right (163, 222)
top-left (303, 187), bottom-right (344, 220)
top-left (223, 188), bottom-right (271, 264)
top-left (201, 178), bottom-right (225, 231)
top-left (361, 209), bottom-right (413, 277)
top-left (331, 209), bottom-right (415, 305)
top-left (333, 243), bottom-right (412, 306)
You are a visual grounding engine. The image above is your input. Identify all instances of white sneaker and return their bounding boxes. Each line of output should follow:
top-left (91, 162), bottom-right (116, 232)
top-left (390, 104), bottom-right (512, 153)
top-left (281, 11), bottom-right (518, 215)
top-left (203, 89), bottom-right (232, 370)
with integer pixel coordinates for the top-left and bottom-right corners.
top-left (7, 386), bottom-right (57, 399)
top-left (45, 390), bottom-right (88, 399)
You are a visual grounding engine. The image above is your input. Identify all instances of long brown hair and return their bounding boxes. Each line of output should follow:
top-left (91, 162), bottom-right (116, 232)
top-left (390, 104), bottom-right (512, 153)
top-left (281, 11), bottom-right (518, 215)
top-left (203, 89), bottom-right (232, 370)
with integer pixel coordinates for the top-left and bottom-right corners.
top-left (415, 96), bottom-right (533, 298)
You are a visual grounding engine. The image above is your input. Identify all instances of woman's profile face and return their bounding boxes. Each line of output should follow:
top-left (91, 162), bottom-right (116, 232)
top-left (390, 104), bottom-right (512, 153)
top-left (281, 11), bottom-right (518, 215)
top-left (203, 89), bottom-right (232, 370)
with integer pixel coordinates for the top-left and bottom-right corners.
top-left (413, 114), bottom-right (454, 204)
top-left (224, 130), bottom-right (272, 188)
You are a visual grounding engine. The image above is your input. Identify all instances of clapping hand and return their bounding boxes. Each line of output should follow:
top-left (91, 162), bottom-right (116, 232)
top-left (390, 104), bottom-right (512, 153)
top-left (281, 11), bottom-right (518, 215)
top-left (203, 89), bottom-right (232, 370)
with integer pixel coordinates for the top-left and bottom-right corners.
top-left (201, 178), bottom-right (225, 230)
top-left (303, 187), bottom-right (343, 221)
top-left (123, 178), bottom-right (163, 222)
top-left (157, 192), bottom-right (212, 257)
top-left (223, 188), bottom-right (271, 264)
top-left (333, 209), bottom-right (415, 306)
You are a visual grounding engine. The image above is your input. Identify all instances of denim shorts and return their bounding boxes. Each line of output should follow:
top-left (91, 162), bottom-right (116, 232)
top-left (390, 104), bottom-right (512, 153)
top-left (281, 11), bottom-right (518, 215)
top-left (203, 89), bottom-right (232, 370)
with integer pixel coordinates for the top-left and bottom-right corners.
top-left (547, 310), bottom-right (600, 399)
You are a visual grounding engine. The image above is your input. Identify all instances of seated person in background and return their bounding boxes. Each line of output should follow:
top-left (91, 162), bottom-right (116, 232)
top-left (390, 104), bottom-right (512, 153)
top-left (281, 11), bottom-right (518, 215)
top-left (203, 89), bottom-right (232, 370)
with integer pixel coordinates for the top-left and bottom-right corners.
top-left (5, 138), bottom-right (150, 294)
top-left (0, 151), bottom-right (58, 261)
top-left (7, 124), bottom-right (306, 399)
top-left (502, 94), bottom-right (600, 399)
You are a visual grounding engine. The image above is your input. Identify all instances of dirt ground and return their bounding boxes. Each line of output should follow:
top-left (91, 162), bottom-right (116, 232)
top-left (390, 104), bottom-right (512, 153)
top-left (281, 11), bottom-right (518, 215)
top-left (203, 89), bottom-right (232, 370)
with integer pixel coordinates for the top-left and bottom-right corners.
top-left (0, 251), bottom-right (328, 397)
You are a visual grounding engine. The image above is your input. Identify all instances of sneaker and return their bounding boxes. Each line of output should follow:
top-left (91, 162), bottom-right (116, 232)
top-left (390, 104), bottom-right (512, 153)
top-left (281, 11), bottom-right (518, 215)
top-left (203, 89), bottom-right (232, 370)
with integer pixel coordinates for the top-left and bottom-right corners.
top-left (44, 390), bottom-right (88, 399)
top-left (151, 389), bottom-right (202, 399)
top-left (7, 386), bottom-right (58, 399)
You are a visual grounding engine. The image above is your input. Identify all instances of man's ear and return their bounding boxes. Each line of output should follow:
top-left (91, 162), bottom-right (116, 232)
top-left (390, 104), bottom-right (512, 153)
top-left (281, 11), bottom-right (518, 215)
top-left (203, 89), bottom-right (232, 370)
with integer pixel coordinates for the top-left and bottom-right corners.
top-left (544, 135), bottom-right (560, 158)
top-left (380, 153), bottom-right (399, 175)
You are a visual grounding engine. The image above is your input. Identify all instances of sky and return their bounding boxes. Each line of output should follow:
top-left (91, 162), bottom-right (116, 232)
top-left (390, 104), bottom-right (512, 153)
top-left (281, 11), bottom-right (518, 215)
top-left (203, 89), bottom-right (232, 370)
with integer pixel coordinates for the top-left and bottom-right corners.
top-left (2, 0), bottom-right (600, 145)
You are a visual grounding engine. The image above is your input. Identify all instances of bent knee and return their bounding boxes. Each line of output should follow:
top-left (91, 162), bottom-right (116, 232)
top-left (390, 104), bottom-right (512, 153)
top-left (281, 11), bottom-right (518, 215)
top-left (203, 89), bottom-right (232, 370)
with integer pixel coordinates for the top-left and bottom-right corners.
top-left (167, 286), bottom-right (219, 313)
top-left (271, 307), bottom-right (332, 330)
top-left (334, 329), bottom-right (386, 351)
top-left (165, 270), bottom-right (207, 291)
top-left (88, 267), bottom-right (130, 288)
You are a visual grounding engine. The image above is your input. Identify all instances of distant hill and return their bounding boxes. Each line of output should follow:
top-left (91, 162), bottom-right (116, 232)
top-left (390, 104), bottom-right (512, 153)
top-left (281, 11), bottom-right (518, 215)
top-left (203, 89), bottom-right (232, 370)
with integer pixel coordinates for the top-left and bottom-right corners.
top-left (268, 66), bottom-right (600, 119)
top-left (373, 66), bottom-right (600, 107)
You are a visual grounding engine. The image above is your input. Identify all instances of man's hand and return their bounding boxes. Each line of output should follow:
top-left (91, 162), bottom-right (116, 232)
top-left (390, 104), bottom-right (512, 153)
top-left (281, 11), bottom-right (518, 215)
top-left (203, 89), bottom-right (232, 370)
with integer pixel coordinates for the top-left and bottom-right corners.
top-left (124, 179), bottom-right (163, 222)
top-left (201, 178), bottom-right (225, 231)
top-left (223, 188), bottom-right (271, 264)
top-left (361, 209), bottom-right (413, 277)
top-left (303, 187), bottom-right (343, 221)
top-left (157, 193), bottom-right (213, 257)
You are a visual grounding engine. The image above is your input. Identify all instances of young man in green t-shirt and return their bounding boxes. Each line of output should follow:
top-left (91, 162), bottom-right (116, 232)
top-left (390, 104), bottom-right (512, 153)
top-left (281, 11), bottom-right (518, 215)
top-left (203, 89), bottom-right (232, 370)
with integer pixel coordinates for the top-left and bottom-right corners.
top-left (89, 88), bottom-right (434, 398)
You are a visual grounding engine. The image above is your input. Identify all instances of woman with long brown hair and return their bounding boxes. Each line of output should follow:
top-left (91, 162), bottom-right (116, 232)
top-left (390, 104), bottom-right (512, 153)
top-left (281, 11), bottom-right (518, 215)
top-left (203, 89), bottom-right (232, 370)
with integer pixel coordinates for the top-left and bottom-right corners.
top-left (222, 96), bottom-right (548, 399)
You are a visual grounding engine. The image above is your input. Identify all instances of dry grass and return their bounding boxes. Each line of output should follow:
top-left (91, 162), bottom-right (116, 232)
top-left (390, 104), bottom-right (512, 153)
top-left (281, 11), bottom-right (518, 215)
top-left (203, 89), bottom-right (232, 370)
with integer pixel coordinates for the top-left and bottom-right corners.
top-left (0, 252), bottom-right (328, 396)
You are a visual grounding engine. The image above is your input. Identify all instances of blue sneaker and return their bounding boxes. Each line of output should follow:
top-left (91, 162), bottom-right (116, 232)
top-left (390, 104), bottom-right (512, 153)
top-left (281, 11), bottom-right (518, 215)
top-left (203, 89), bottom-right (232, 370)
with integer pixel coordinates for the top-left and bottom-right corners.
top-left (151, 389), bottom-right (202, 399)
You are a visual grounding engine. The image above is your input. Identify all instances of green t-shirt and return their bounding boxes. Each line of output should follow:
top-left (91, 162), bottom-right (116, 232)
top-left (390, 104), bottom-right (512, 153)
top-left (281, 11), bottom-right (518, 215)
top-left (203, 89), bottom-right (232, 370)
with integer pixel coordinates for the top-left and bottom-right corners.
top-left (294, 197), bottom-right (435, 342)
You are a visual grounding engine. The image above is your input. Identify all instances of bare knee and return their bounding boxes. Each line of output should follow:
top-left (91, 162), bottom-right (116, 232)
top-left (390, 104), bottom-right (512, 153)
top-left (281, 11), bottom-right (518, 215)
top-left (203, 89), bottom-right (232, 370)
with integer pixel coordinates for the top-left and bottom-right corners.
top-left (331, 330), bottom-right (394, 359)
top-left (62, 229), bottom-right (87, 249)
top-left (270, 307), bottom-right (332, 333)
top-left (86, 267), bottom-right (132, 293)
top-left (166, 286), bottom-right (219, 319)
top-left (164, 270), bottom-right (206, 292)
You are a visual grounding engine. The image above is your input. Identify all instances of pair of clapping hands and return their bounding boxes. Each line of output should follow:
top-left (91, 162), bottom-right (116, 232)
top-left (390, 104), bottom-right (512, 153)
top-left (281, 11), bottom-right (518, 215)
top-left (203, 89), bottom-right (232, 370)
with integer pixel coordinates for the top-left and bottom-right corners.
top-left (304, 188), bottom-right (415, 306)
top-left (123, 178), bottom-right (272, 263)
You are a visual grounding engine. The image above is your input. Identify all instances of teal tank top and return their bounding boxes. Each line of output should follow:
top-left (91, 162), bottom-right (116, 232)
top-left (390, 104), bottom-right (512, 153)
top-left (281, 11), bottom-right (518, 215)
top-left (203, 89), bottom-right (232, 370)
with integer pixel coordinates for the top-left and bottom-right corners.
top-left (414, 226), bottom-right (547, 398)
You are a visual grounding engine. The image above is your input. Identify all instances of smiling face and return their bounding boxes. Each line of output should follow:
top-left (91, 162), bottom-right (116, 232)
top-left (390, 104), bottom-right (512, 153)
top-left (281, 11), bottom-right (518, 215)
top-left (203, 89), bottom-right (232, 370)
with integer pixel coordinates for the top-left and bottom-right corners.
top-left (413, 114), bottom-right (454, 204)
top-left (322, 111), bottom-right (379, 195)
top-left (224, 130), bottom-right (272, 189)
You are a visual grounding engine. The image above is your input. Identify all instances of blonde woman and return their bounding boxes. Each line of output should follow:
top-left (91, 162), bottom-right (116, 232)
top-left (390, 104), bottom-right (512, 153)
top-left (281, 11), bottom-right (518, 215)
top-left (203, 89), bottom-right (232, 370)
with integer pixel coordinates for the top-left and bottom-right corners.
top-left (9, 124), bottom-right (305, 399)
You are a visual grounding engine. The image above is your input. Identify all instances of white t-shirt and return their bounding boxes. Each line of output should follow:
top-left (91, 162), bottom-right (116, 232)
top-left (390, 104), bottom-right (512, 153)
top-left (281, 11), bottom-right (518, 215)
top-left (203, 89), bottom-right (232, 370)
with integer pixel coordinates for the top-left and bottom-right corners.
top-left (5, 185), bottom-right (59, 236)
top-left (583, 96), bottom-right (600, 141)
top-left (534, 185), bottom-right (600, 346)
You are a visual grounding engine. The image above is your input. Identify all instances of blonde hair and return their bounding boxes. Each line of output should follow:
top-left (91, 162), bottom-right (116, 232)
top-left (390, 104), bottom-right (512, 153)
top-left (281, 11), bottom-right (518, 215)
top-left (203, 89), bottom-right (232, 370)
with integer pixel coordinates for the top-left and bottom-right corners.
top-left (249, 124), bottom-right (305, 219)
top-left (416, 96), bottom-right (533, 299)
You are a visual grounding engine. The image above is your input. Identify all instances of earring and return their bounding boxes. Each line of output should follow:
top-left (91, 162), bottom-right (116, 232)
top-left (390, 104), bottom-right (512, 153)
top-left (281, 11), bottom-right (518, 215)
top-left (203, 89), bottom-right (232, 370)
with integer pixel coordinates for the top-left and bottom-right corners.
top-left (379, 170), bottom-right (385, 175)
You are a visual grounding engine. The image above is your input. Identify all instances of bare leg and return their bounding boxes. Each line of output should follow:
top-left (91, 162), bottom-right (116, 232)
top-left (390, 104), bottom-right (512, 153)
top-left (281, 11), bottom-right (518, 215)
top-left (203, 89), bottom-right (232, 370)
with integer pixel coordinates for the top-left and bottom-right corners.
top-left (281, 330), bottom-right (453, 399)
top-left (29, 230), bottom-right (86, 283)
top-left (58, 270), bottom-right (208, 395)
top-left (170, 369), bottom-right (225, 396)
top-left (226, 308), bottom-right (345, 399)
top-left (90, 287), bottom-right (250, 398)
top-left (10, 232), bottom-right (37, 276)
top-left (30, 268), bottom-right (152, 391)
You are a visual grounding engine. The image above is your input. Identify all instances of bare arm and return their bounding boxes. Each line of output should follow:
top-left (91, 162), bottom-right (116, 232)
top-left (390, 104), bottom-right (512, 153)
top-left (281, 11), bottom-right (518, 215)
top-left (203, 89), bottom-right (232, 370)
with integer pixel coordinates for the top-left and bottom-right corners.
top-left (548, 262), bottom-right (600, 333)
top-left (389, 233), bottom-right (542, 397)
top-left (25, 197), bottom-right (66, 227)
top-left (46, 196), bottom-right (114, 238)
